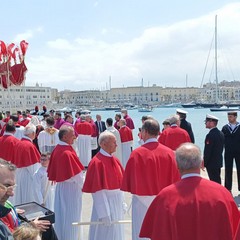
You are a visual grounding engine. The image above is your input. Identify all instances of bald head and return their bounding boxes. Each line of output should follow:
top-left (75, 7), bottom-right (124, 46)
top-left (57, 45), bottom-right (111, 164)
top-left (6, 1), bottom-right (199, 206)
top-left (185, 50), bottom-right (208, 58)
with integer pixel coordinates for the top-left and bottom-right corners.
top-left (59, 125), bottom-right (76, 145)
top-left (99, 131), bottom-right (117, 155)
top-left (176, 143), bottom-right (202, 174)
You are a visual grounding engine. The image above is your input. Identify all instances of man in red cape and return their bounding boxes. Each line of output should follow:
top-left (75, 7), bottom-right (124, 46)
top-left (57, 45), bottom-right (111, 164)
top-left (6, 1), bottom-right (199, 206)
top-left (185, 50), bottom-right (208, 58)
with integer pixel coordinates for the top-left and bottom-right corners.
top-left (75, 114), bottom-right (93, 167)
top-left (121, 119), bottom-right (180, 240)
top-left (118, 119), bottom-right (133, 168)
top-left (83, 131), bottom-right (125, 240)
top-left (121, 109), bottom-right (135, 130)
top-left (12, 123), bottom-right (41, 205)
top-left (47, 125), bottom-right (84, 240)
top-left (0, 120), bottom-right (19, 162)
top-left (158, 114), bottom-right (191, 150)
top-left (140, 143), bottom-right (240, 240)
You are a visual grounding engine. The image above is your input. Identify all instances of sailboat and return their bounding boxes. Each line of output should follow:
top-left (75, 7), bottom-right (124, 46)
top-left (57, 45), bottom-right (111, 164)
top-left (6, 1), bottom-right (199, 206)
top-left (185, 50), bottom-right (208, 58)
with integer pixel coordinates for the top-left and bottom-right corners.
top-left (209, 16), bottom-right (239, 112)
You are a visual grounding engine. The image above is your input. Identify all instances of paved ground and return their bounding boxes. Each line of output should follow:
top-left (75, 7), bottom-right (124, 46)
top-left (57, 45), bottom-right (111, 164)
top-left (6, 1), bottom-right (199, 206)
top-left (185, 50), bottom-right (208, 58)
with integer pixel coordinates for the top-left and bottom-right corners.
top-left (76, 168), bottom-right (240, 240)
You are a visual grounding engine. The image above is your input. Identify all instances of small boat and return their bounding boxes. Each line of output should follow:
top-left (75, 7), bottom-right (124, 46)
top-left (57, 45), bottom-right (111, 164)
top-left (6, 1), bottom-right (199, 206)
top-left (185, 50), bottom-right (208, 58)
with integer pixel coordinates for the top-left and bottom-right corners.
top-left (181, 101), bottom-right (197, 108)
top-left (210, 105), bottom-right (239, 112)
top-left (104, 106), bottom-right (121, 111)
top-left (162, 102), bottom-right (182, 108)
top-left (89, 107), bottom-right (106, 111)
top-left (138, 106), bottom-right (153, 112)
top-left (80, 109), bottom-right (91, 115)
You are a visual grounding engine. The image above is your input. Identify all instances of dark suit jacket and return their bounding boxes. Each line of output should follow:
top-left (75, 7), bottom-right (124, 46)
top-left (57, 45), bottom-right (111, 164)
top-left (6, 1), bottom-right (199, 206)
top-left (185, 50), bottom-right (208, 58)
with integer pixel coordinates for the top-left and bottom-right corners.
top-left (95, 120), bottom-right (106, 134)
top-left (180, 119), bottom-right (195, 143)
top-left (204, 127), bottom-right (224, 168)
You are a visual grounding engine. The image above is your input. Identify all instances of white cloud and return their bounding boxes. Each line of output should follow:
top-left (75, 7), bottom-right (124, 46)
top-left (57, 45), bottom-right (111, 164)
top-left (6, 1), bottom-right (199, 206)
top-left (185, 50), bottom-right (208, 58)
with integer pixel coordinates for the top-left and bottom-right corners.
top-left (13, 27), bottom-right (43, 43)
top-left (25, 2), bottom-right (240, 90)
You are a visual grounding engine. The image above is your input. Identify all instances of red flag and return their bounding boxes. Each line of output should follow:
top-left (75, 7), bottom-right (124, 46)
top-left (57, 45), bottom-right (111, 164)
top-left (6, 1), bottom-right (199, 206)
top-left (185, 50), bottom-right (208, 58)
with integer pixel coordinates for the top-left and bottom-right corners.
top-left (0, 41), bottom-right (7, 56)
top-left (7, 43), bottom-right (15, 60)
top-left (12, 47), bottom-right (19, 62)
top-left (20, 40), bottom-right (28, 56)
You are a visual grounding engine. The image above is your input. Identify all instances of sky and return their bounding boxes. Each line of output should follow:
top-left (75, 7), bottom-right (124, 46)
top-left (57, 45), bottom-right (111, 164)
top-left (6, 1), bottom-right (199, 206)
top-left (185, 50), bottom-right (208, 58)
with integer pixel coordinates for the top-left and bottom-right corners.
top-left (1, 0), bottom-right (240, 91)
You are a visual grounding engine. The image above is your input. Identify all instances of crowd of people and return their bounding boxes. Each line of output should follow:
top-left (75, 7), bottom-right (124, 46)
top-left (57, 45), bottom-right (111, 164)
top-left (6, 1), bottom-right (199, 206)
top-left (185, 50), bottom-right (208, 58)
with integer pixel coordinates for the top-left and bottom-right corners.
top-left (0, 106), bottom-right (240, 239)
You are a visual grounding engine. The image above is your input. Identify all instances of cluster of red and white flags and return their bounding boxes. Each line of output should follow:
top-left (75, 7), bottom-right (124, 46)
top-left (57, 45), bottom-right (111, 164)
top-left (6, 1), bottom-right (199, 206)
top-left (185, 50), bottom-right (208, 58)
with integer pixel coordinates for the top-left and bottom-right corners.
top-left (0, 40), bottom-right (28, 89)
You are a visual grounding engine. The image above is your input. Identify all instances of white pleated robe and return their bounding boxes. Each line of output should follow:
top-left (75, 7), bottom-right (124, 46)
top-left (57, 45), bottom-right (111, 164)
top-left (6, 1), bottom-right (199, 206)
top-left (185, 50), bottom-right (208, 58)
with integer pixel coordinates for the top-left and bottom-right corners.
top-left (14, 162), bottom-right (41, 205)
top-left (54, 172), bottom-right (84, 240)
top-left (89, 189), bottom-right (125, 240)
top-left (131, 195), bottom-right (155, 240)
top-left (76, 134), bottom-right (92, 166)
top-left (33, 166), bottom-right (55, 211)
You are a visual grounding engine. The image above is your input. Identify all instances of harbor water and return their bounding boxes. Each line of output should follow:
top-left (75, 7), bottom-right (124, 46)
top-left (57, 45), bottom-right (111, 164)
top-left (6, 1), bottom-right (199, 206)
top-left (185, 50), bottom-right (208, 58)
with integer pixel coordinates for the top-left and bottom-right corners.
top-left (90, 107), bottom-right (231, 152)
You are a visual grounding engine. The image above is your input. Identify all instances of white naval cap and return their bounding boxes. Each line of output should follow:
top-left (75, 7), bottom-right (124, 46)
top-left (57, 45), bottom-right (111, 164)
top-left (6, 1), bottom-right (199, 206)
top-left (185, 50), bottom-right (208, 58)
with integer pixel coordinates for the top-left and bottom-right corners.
top-left (176, 108), bottom-right (188, 114)
top-left (227, 111), bottom-right (238, 116)
top-left (206, 114), bottom-right (219, 121)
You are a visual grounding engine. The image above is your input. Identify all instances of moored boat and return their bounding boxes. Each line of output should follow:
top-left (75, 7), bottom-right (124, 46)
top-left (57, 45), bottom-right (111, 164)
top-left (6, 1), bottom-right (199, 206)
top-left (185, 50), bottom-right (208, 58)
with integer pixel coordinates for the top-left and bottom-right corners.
top-left (138, 107), bottom-right (153, 112)
top-left (210, 105), bottom-right (239, 112)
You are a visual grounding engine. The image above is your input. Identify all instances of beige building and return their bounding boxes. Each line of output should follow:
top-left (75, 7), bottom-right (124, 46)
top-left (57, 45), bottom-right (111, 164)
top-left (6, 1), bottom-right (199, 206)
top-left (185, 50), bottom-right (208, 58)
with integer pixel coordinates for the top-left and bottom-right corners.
top-left (2, 80), bottom-right (240, 113)
top-left (0, 84), bottom-right (57, 112)
top-left (59, 90), bottom-right (102, 107)
top-left (101, 85), bottom-right (199, 105)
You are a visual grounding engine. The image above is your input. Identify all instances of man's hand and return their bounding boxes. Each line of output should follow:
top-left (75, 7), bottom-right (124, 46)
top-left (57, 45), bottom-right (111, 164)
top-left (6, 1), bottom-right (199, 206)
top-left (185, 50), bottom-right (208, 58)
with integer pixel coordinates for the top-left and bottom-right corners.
top-left (32, 217), bottom-right (51, 232)
top-left (16, 208), bottom-right (25, 214)
top-left (100, 216), bottom-right (111, 226)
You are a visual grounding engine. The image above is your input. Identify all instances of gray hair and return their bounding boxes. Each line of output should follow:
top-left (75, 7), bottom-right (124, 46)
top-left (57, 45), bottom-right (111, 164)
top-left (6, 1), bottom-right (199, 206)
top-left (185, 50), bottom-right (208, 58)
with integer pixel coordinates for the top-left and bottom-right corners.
top-left (98, 131), bottom-right (116, 146)
top-left (176, 143), bottom-right (202, 171)
top-left (119, 119), bottom-right (126, 126)
top-left (168, 114), bottom-right (180, 125)
top-left (0, 158), bottom-right (17, 171)
top-left (24, 123), bottom-right (36, 136)
top-left (80, 115), bottom-right (86, 121)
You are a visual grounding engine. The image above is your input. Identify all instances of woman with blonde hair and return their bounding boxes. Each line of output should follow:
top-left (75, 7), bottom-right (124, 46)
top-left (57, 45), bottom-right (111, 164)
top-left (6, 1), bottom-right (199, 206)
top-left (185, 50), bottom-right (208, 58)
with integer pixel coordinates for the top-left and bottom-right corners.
top-left (13, 223), bottom-right (41, 240)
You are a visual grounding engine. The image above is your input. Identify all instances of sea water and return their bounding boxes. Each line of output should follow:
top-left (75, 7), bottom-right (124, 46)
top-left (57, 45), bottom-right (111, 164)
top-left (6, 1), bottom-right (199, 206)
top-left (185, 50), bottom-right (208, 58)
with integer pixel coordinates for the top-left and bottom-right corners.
top-left (90, 107), bottom-right (231, 152)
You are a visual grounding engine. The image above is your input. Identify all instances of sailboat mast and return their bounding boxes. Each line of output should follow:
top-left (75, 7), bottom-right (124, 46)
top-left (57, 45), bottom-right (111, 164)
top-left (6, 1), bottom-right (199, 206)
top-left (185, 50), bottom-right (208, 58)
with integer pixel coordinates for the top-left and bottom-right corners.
top-left (215, 15), bottom-right (219, 103)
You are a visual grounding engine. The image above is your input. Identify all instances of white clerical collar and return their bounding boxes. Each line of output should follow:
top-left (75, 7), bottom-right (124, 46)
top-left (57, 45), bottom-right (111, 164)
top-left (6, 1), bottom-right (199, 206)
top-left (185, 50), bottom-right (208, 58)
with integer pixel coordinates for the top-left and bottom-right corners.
top-left (100, 148), bottom-right (112, 157)
top-left (181, 173), bottom-right (201, 179)
top-left (144, 138), bottom-right (158, 144)
top-left (58, 140), bottom-right (69, 146)
top-left (3, 132), bottom-right (14, 136)
top-left (171, 124), bottom-right (178, 127)
top-left (22, 136), bottom-right (33, 142)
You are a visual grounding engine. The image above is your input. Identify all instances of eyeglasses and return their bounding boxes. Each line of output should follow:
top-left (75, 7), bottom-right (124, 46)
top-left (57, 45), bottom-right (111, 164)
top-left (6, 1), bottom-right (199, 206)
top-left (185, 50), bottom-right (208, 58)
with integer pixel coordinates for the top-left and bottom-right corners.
top-left (0, 183), bottom-right (17, 193)
top-left (40, 157), bottom-right (49, 161)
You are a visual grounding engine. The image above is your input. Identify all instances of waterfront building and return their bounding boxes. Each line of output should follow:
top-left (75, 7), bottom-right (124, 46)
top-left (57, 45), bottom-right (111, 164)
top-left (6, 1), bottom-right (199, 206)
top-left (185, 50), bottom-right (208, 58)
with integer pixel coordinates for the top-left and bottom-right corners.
top-left (58, 90), bottom-right (102, 107)
top-left (102, 85), bottom-right (199, 106)
top-left (0, 83), bottom-right (57, 112)
top-left (1, 80), bottom-right (240, 112)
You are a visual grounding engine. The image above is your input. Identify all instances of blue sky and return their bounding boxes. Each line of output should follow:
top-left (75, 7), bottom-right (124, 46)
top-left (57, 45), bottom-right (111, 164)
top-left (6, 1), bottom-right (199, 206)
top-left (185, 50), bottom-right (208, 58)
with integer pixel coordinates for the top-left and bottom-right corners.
top-left (1, 0), bottom-right (240, 91)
